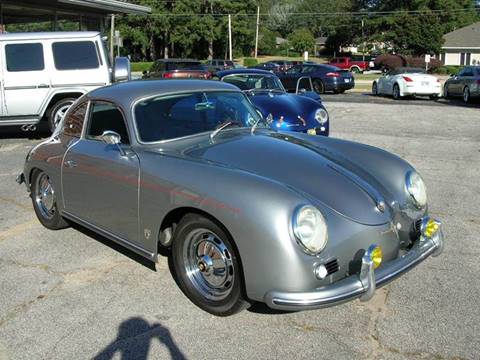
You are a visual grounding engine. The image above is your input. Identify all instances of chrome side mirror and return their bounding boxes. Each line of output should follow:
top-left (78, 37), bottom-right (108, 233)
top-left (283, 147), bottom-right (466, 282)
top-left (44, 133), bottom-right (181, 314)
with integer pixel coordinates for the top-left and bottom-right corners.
top-left (113, 57), bottom-right (131, 82)
top-left (100, 130), bottom-right (121, 145)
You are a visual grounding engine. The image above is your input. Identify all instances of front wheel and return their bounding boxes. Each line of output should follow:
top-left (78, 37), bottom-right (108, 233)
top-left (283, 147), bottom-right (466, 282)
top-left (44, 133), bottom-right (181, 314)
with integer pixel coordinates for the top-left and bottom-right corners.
top-left (372, 82), bottom-right (378, 96)
top-left (171, 214), bottom-right (248, 316)
top-left (31, 170), bottom-right (69, 230)
top-left (313, 79), bottom-right (325, 94)
top-left (392, 84), bottom-right (401, 100)
top-left (443, 85), bottom-right (449, 99)
top-left (47, 98), bottom-right (76, 133)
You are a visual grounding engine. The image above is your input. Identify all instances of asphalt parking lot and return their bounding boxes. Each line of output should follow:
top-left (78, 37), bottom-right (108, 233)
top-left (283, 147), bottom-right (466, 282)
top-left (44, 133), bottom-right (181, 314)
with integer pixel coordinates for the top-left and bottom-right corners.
top-left (1, 94), bottom-right (479, 360)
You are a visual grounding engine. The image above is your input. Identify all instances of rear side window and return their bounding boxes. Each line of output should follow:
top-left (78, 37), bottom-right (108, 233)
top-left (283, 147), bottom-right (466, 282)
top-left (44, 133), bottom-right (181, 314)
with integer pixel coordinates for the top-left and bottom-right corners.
top-left (5, 43), bottom-right (44, 72)
top-left (86, 102), bottom-right (129, 144)
top-left (63, 102), bottom-right (88, 138)
top-left (52, 41), bottom-right (99, 70)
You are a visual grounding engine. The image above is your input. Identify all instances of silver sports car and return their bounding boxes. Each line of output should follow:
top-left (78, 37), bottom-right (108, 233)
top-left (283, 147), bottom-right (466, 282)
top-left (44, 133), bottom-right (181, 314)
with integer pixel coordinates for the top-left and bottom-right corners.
top-left (18, 80), bottom-right (444, 316)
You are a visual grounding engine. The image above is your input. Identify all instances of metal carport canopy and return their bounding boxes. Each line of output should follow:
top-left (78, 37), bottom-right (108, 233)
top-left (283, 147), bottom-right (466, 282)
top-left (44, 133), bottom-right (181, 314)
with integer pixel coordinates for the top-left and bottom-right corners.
top-left (58, 0), bottom-right (151, 14)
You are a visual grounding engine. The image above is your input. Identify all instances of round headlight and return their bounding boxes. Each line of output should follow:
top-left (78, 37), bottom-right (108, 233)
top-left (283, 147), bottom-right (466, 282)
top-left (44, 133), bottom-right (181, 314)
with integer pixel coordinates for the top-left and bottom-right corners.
top-left (293, 205), bottom-right (328, 254)
top-left (406, 171), bottom-right (427, 208)
top-left (315, 108), bottom-right (329, 125)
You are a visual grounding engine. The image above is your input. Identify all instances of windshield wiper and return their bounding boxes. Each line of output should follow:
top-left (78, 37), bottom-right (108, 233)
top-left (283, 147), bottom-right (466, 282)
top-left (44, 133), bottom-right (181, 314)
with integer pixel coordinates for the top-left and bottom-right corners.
top-left (210, 121), bottom-right (242, 140)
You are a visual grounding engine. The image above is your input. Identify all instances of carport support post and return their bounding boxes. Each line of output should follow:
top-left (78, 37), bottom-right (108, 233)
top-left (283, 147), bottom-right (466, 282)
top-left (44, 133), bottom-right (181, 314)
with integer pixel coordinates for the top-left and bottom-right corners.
top-left (110, 14), bottom-right (115, 65)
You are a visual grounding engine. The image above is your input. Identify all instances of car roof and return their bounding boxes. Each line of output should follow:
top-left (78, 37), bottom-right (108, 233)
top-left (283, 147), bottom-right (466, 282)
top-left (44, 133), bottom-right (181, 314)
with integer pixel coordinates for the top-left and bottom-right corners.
top-left (154, 58), bottom-right (200, 63)
top-left (88, 80), bottom-right (240, 105)
top-left (0, 31), bottom-right (100, 41)
top-left (217, 69), bottom-right (275, 77)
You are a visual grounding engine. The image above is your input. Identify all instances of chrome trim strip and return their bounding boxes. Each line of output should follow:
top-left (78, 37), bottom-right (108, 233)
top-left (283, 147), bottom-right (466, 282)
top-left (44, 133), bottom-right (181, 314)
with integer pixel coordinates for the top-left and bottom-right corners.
top-left (265, 221), bottom-right (443, 310)
top-left (62, 210), bottom-right (155, 261)
top-left (4, 86), bottom-right (41, 90)
top-left (0, 118), bottom-right (40, 126)
top-left (51, 83), bottom-right (107, 88)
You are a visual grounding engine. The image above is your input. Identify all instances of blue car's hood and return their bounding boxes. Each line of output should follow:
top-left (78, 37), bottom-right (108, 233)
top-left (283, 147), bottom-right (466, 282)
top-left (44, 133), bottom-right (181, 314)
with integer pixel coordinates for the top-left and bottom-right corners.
top-left (249, 92), bottom-right (323, 130)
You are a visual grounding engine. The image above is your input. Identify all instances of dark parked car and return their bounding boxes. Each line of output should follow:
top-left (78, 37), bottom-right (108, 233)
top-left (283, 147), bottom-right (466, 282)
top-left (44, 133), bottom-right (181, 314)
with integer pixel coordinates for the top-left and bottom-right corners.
top-left (143, 59), bottom-right (211, 79)
top-left (18, 80), bottom-right (443, 316)
top-left (206, 59), bottom-right (235, 72)
top-left (278, 64), bottom-right (355, 94)
top-left (217, 69), bottom-right (329, 136)
top-left (252, 61), bottom-right (281, 72)
top-left (444, 66), bottom-right (480, 103)
top-left (268, 60), bottom-right (293, 72)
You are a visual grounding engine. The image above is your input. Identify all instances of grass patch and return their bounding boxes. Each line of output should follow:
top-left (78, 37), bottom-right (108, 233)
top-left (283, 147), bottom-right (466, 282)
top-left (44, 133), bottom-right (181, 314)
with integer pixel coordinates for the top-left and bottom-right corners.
top-left (131, 62), bottom-right (153, 73)
top-left (354, 73), bottom-right (379, 81)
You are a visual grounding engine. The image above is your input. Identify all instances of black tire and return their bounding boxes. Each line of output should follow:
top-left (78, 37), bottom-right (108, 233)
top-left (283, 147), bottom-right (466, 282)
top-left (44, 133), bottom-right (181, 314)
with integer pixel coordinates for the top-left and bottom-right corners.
top-left (429, 94), bottom-right (439, 100)
top-left (30, 169), bottom-right (69, 230)
top-left (463, 87), bottom-right (470, 103)
top-left (350, 66), bottom-right (361, 74)
top-left (313, 79), bottom-right (325, 94)
top-left (443, 85), bottom-right (449, 99)
top-left (392, 84), bottom-right (401, 100)
top-left (372, 82), bottom-right (378, 96)
top-left (171, 214), bottom-right (248, 316)
top-left (47, 98), bottom-right (76, 134)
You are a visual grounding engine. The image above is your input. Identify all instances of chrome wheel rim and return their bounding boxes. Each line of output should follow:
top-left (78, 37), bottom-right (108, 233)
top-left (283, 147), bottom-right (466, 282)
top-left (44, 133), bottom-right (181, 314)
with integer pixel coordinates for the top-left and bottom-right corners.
top-left (463, 88), bottom-right (469, 103)
top-left (53, 101), bottom-right (74, 129)
top-left (183, 229), bottom-right (234, 301)
top-left (35, 173), bottom-right (56, 220)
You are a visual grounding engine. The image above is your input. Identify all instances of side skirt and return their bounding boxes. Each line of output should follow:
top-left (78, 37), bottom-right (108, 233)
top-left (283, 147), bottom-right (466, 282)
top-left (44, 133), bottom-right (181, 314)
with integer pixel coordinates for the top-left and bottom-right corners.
top-left (62, 211), bottom-right (156, 262)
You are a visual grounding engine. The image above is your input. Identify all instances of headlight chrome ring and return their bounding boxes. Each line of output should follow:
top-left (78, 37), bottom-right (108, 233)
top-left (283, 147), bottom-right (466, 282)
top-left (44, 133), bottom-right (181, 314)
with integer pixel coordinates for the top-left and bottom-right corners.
top-left (405, 171), bottom-right (427, 209)
top-left (315, 108), bottom-right (329, 125)
top-left (293, 205), bottom-right (328, 255)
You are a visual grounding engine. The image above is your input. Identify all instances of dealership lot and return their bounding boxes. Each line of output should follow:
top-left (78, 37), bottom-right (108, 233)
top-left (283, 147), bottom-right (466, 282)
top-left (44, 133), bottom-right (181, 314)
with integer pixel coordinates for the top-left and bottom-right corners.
top-left (0, 96), bottom-right (479, 359)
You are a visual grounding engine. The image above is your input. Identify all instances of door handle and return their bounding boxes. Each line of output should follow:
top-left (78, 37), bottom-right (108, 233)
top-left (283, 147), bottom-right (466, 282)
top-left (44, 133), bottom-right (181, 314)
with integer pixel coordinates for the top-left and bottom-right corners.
top-left (64, 160), bottom-right (77, 168)
top-left (37, 84), bottom-right (50, 89)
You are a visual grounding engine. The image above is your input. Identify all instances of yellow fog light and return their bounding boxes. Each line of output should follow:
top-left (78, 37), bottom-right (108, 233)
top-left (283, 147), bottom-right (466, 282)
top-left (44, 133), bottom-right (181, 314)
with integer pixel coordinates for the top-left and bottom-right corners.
top-left (422, 218), bottom-right (440, 238)
top-left (367, 244), bottom-right (383, 269)
top-left (307, 128), bottom-right (316, 135)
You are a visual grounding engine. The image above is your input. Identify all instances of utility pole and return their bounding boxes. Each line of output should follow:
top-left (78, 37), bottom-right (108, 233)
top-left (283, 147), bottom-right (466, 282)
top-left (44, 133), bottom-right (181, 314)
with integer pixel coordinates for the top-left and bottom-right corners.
top-left (361, 18), bottom-right (365, 62)
top-left (254, 6), bottom-right (260, 58)
top-left (110, 14), bottom-right (115, 64)
top-left (228, 14), bottom-right (232, 61)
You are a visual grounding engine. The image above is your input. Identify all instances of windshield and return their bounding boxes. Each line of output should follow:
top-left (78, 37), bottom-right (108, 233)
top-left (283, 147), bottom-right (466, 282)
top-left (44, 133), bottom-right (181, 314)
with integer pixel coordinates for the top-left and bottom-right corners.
top-left (167, 61), bottom-right (202, 70)
top-left (221, 74), bottom-right (285, 92)
top-left (134, 91), bottom-right (266, 142)
top-left (391, 67), bottom-right (425, 75)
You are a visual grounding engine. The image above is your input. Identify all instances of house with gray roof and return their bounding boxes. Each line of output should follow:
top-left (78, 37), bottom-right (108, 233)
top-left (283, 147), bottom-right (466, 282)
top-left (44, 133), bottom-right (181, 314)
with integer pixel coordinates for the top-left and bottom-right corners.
top-left (441, 22), bottom-right (480, 66)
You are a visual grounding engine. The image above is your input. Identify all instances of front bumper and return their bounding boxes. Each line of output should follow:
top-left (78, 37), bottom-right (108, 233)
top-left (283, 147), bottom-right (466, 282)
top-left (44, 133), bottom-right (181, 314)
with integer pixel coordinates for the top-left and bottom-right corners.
top-left (264, 218), bottom-right (443, 311)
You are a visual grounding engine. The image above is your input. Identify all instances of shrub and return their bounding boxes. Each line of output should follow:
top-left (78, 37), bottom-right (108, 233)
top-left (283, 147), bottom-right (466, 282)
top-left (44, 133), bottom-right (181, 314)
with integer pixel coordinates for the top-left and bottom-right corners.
top-left (407, 57), bottom-right (442, 72)
top-left (434, 65), bottom-right (463, 75)
top-left (243, 58), bottom-right (258, 67)
top-left (131, 62), bottom-right (153, 73)
top-left (374, 54), bottom-right (407, 70)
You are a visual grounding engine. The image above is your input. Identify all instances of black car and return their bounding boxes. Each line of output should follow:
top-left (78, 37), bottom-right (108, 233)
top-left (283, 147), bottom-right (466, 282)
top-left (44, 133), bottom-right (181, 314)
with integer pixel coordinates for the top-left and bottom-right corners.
top-left (278, 64), bottom-right (355, 94)
top-left (206, 59), bottom-right (235, 72)
top-left (252, 61), bottom-right (281, 72)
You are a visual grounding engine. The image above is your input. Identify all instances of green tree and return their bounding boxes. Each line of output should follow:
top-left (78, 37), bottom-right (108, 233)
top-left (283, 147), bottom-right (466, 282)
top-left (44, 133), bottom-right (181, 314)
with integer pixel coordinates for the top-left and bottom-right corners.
top-left (288, 28), bottom-right (315, 53)
top-left (258, 28), bottom-right (278, 55)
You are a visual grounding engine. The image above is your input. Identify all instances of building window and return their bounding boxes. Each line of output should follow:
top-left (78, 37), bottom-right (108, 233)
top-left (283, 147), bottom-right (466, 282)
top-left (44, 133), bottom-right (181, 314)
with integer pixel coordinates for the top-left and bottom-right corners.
top-left (460, 53), bottom-right (472, 66)
top-left (52, 41), bottom-right (99, 70)
top-left (5, 43), bottom-right (44, 72)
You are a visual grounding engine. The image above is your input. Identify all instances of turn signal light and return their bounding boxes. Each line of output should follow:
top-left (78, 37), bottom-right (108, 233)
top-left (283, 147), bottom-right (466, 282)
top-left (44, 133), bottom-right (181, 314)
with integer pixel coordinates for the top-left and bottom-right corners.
top-left (367, 244), bottom-right (383, 269)
top-left (423, 219), bottom-right (440, 238)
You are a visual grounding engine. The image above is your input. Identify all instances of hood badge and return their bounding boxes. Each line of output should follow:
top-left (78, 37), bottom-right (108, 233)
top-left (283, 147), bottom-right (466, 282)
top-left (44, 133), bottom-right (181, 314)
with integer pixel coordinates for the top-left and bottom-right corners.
top-left (377, 201), bottom-right (386, 213)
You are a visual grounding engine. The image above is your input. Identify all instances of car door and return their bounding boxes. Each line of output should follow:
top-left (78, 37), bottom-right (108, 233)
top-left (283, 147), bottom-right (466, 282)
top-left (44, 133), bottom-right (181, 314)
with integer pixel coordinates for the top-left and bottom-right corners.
top-left (448, 69), bottom-right (465, 95)
top-left (1, 41), bottom-right (51, 118)
top-left (62, 101), bottom-right (140, 244)
top-left (461, 67), bottom-right (474, 93)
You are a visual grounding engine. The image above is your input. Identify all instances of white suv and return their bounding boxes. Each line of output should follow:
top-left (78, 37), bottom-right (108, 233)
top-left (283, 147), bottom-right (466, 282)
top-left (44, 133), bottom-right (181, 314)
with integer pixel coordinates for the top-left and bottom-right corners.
top-left (0, 31), bottom-right (130, 132)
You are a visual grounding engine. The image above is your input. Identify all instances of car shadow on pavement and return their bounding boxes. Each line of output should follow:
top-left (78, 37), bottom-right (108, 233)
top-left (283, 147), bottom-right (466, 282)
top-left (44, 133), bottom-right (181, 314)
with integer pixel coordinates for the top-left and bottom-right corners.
top-left (0, 125), bottom-right (50, 140)
top-left (93, 317), bottom-right (187, 360)
top-left (70, 223), bottom-right (156, 271)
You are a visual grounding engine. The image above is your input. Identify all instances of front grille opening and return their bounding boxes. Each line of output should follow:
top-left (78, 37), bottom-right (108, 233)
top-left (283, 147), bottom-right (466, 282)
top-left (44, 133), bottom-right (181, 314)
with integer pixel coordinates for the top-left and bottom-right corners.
top-left (325, 259), bottom-right (339, 275)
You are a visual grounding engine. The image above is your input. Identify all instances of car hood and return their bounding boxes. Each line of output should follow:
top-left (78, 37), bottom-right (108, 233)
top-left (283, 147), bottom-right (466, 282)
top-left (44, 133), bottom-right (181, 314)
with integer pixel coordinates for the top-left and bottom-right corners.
top-left (249, 92), bottom-right (322, 129)
top-left (178, 131), bottom-right (391, 225)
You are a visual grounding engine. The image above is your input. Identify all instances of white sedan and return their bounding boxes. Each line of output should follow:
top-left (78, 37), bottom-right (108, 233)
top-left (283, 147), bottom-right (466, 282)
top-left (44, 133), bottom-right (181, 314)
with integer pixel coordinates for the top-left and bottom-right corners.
top-left (372, 67), bottom-right (442, 100)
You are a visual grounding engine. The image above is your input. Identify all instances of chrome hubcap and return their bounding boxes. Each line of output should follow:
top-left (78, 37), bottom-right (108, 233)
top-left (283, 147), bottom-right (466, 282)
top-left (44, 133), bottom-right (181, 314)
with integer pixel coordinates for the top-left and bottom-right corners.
top-left (184, 229), bottom-right (234, 301)
top-left (53, 102), bottom-right (73, 129)
top-left (35, 173), bottom-right (55, 219)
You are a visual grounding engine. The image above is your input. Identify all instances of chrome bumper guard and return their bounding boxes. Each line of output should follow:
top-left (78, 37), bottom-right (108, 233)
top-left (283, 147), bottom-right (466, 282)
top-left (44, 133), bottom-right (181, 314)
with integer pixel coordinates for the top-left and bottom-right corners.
top-left (265, 218), bottom-right (443, 311)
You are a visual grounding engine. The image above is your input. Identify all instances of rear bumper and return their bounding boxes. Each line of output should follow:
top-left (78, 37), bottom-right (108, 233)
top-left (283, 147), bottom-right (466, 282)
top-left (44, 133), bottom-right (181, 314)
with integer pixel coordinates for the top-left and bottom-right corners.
top-left (324, 78), bottom-right (355, 92)
top-left (264, 218), bottom-right (443, 311)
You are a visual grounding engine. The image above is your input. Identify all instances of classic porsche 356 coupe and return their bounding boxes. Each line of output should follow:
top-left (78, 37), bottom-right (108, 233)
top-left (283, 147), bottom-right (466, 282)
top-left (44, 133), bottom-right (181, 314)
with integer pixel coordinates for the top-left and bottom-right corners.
top-left (18, 80), bottom-right (443, 316)
top-left (216, 69), bottom-right (329, 136)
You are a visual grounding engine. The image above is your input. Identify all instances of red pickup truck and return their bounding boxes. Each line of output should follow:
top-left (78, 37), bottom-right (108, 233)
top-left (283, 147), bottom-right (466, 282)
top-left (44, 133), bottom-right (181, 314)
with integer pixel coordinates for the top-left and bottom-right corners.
top-left (327, 57), bottom-right (371, 73)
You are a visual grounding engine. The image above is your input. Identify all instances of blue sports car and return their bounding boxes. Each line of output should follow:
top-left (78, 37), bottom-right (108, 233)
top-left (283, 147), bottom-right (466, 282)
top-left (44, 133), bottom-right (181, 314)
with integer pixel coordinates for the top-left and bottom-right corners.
top-left (216, 69), bottom-right (329, 136)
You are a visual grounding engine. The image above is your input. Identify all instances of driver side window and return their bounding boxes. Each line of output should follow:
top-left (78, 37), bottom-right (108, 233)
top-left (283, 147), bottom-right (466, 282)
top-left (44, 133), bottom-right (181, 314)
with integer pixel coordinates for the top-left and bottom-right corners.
top-left (286, 66), bottom-right (301, 74)
top-left (86, 102), bottom-right (130, 144)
